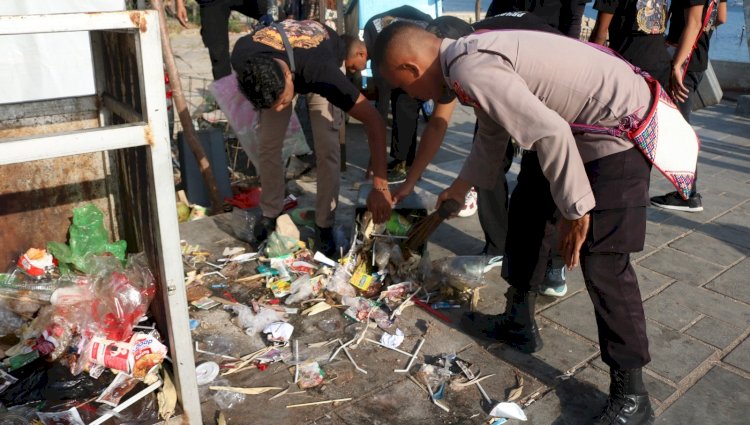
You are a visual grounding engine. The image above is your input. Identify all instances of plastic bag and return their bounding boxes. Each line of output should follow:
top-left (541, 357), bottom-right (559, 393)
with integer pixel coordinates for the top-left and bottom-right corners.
top-left (325, 261), bottom-right (356, 299)
top-left (431, 256), bottom-right (502, 291)
top-left (231, 305), bottom-right (284, 335)
top-left (0, 307), bottom-right (25, 337)
top-left (285, 275), bottom-right (323, 305)
top-left (47, 204), bottom-right (127, 274)
top-left (209, 74), bottom-right (310, 170)
top-left (265, 232), bottom-right (300, 258)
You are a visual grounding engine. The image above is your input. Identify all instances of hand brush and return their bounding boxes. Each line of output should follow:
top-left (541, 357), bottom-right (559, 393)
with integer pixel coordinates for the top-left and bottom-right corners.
top-left (405, 199), bottom-right (462, 252)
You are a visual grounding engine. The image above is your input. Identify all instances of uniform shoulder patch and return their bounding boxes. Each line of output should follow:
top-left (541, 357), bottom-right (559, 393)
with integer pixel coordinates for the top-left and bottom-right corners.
top-left (452, 81), bottom-right (480, 108)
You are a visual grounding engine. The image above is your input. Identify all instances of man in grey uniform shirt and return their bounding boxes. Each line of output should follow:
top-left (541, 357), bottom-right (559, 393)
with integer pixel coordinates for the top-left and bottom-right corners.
top-left (374, 23), bottom-right (656, 425)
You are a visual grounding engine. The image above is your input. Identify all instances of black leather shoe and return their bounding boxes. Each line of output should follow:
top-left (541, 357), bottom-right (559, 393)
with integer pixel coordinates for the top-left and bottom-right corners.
top-left (253, 215), bottom-right (277, 243)
top-left (460, 288), bottom-right (543, 353)
top-left (594, 368), bottom-right (655, 425)
top-left (593, 394), bottom-right (654, 425)
top-left (315, 225), bottom-right (336, 258)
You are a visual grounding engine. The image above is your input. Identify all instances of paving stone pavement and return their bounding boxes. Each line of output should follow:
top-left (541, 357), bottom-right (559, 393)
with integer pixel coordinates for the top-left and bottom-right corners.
top-left (168, 24), bottom-right (750, 425)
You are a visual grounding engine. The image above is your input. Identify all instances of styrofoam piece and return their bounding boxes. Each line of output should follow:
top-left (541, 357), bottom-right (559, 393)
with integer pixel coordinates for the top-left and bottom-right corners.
top-left (489, 402), bottom-right (527, 421)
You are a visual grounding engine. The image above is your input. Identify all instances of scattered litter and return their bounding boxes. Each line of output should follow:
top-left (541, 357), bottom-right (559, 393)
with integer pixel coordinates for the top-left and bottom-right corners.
top-left (37, 407), bottom-right (85, 425)
top-left (96, 372), bottom-right (139, 407)
top-left (286, 398), bottom-right (351, 408)
top-left (313, 251), bottom-right (337, 267)
top-left (263, 322), bottom-right (294, 344)
top-left (507, 373), bottom-right (524, 402)
top-left (340, 340), bottom-right (367, 374)
top-left (301, 301), bottom-right (331, 316)
top-left (489, 402), bottom-right (527, 421)
top-left (295, 361), bottom-right (325, 389)
top-left (209, 385), bottom-right (282, 395)
top-left (394, 338), bottom-right (425, 373)
top-left (196, 362), bottom-right (220, 386)
top-left (269, 386), bottom-right (290, 400)
top-left (222, 247), bottom-right (246, 257)
top-left (379, 328), bottom-right (405, 349)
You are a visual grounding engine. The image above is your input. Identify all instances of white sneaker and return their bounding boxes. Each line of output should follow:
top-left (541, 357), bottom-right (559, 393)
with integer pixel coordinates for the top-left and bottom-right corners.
top-left (458, 187), bottom-right (478, 218)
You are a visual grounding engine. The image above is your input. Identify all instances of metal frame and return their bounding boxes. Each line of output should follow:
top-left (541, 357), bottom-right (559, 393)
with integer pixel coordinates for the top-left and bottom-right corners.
top-left (0, 11), bottom-right (200, 424)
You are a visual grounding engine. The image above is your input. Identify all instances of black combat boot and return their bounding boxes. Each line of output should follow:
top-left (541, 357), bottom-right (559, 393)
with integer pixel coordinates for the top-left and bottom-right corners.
top-left (315, 225), bottom-right (336, 258)
top-left (253, 215), bottom-right (277, 243)
top-left (460, 287), bottom-right (543, 353)
top-left (594, 368), bottom-right (655, 425)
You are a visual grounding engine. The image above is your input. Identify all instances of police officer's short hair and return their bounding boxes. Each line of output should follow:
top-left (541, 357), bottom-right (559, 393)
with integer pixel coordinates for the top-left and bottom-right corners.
top-left (236, 55), bottom-right (285, 109)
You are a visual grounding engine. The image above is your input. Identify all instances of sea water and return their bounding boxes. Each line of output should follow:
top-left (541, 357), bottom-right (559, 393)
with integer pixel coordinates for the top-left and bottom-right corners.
top-left (443, 0), bottom-right (749, 63)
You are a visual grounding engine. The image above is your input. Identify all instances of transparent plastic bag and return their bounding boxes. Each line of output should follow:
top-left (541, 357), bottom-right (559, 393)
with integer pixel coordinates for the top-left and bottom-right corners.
top-left (430, 255), bottom-right (503, 291)
top-left (0, 307), bottom-right (25, 337)
top-left (265, 232), bottom-right (300, 258)
top-left (47, 204), bottom-right (127, 274)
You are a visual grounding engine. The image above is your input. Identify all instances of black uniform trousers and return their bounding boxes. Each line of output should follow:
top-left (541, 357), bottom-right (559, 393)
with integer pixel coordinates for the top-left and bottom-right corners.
top-left (505, 147), bottom-right (652, 369)
top-left (477, 139), bottom-right (515, 256)
top-left (389, 88), bottom-right (422, 165)
top-left (200, 0), bottom-right (263, 80)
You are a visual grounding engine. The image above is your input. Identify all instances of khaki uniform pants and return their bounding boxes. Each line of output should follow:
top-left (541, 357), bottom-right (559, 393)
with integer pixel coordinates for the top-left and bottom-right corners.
top-left (257, 92), bottom-right (342, 228)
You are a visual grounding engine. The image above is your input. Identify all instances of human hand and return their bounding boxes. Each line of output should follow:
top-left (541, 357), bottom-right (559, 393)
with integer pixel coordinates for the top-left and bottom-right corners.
top-left (558, 214), bottom-right (590, 270)
top-left (367, 187), bottom-right (394, 224)
top-left (669, 65), bottom-right (689, 103)
top-left (176, 3), bottom-right (189, 28)
top-left (392, 181), bottom-right (416, 204)
top-left (435, 179), bottom-right (470, 219)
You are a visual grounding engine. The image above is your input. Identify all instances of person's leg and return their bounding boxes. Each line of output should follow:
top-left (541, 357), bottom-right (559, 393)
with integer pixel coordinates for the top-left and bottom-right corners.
top-left (306, 93), bottom-right (341, 255)
top-left (199, 0), bottom-right (234, 80)
top-left (476, 138), bottom-right (513, 256)
top-left (582, 251), bottom-right (650, 369)
top-left (390, 89), bottom-right (421, 166)
top-left (583, 148), bottom-right (654, 425)
top-left (460, 151), bottom-right (555, 353)
top-left (255, 104), bottom-right (294, 240)
top-left (506, 152), bottom-right (557, 293)
top-left (582, 249), bottom-right (654, 425)
top-left (232, 0), bottom-right (262, 19)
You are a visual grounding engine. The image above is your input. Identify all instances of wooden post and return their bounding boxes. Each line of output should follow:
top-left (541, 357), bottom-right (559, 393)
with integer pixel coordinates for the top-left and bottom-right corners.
top-left (475, 0), bottom-right (482, 22)
top-left (318, 0), bottom-right (327, 23)
top-left (152, 0), bottom-right (224, 214)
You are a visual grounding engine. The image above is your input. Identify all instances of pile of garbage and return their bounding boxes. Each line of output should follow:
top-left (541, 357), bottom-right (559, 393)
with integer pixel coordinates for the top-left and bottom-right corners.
top-left (182, 206), bottom-right (518, 422)
top-left (0, 204), bottom-right (171, 424)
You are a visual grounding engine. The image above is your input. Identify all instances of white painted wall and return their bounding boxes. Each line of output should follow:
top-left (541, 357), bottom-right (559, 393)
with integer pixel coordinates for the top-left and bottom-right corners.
top-left (0, 1), bottom-right (126, 104)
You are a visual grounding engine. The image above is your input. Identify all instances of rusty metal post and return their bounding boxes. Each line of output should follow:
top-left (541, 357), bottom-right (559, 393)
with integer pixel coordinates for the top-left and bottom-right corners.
top-left (152, 0), bottom-right (224, 214)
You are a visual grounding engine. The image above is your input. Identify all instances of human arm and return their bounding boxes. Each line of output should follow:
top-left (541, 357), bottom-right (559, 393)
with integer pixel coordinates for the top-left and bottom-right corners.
top-left (716, 1), bottom-right (727, 26)
top-left (589, 12), bottom-right (613, 45)
top-left (392, 99), bottom-right (457, 203)
top-left (590, 0), bottom-right (617, 45)
top-left (175, 0), bottom-right (189, 28)
top-left (346, 94), bottom-right (392, 224)
top-left (670, 4), bottom-right (705, 102)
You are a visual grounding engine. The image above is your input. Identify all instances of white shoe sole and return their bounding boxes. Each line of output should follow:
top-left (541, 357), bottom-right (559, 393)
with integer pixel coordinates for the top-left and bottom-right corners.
top-left (650, 202), bottom-right (703, 212)
top-left (539, 285), bottom-right (568, 297)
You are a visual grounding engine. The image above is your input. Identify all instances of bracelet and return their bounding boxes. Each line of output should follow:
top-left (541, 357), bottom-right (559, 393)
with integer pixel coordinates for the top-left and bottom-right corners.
top-left (373, 186), bottom-right (389, 192)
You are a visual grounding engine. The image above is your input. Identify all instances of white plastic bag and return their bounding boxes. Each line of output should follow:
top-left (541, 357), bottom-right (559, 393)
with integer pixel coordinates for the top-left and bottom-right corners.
top-left (209, 74), bottom-right (310, 169)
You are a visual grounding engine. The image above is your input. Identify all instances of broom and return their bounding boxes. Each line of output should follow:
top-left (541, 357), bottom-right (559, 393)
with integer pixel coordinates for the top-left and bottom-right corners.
top-left (405, 199), bottom-right (462, 252)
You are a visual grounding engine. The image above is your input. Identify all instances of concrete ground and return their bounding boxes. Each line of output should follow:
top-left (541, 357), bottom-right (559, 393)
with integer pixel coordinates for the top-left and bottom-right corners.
top-left (169, 24), bottom-right (750, 425)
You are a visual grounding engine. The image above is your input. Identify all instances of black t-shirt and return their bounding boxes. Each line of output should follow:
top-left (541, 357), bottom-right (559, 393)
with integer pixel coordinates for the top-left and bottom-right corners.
top-left (363, 6), bottom-right (433, 60)
top-left (666, 0), bottom-right (725, 72)
top-left (594, 0), bottom-right (671, 82)
top-left (473, 11), bottom-right (563, 33)
top-left (486, 0), bottom-right (587, 34)
top-left (231, 20), bottom-right (360, 111)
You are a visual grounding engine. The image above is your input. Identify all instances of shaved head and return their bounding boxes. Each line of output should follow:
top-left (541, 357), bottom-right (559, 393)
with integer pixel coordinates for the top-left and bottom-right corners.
top-left (373, 21), bottom-right (444, 101)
